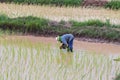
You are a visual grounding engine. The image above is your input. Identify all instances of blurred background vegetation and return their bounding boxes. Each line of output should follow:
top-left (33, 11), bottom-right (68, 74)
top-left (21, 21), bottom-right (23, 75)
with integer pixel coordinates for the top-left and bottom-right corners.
top-left (0, 0), bottom-right (120, 9)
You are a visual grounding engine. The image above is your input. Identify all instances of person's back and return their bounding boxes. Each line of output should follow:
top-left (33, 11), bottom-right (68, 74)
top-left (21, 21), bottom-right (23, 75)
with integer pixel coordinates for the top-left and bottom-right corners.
top-left (61, 34), bottom-right (74, 45)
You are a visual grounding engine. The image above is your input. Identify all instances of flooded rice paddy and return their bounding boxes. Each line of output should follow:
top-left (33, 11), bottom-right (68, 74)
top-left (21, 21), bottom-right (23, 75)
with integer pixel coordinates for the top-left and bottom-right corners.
top-left (0, 36), bottom-right (120, 80)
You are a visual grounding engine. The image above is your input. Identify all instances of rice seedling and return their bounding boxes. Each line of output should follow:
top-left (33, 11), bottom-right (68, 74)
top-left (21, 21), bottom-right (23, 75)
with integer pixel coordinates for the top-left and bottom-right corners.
top-left (0, 2), bottom-right (120, 80)
top-left (0, 37), bottom-right (119, 80)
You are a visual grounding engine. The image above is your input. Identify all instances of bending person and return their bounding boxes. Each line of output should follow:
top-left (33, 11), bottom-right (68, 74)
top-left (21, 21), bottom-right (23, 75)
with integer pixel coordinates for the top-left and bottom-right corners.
top-left (56, 34), bottom-right (74, 52)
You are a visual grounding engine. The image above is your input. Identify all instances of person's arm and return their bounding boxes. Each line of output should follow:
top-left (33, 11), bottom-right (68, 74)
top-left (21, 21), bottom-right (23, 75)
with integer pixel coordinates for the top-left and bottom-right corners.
top-left (61, 38), bottom-right (68, 46)
top-left (59, 38), bottom-right (68, 49)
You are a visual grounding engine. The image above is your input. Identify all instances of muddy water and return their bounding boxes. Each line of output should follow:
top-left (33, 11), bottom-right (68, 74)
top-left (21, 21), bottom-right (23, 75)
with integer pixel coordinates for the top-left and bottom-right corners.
top-left (5, 35), bottom-right (120, 55)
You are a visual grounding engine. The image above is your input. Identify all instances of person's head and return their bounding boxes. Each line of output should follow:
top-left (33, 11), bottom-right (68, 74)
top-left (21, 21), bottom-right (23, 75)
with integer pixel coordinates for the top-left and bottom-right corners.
top-left (56, 36), bottom-right (61, 42)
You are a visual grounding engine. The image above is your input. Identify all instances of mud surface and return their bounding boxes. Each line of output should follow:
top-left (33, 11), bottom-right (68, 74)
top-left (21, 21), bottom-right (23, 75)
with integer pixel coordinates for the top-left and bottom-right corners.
top-left (5, 35), bottom-right (120, 55)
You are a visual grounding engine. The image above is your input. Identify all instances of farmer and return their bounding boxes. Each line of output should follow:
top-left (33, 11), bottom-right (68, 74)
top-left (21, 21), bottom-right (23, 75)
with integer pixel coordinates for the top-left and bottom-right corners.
top-left (56, 34), bottom-right (74, 52)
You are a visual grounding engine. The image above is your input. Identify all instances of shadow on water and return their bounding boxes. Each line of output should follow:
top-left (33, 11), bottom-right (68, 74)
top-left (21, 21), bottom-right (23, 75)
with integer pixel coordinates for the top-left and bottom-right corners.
top-left (56, 49), bottom-right (73, 67)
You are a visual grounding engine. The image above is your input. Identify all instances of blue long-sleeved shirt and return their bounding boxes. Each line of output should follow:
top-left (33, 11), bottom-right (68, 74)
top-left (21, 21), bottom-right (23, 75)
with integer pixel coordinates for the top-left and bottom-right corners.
top-left (61, 34), bottom-right (74, 45)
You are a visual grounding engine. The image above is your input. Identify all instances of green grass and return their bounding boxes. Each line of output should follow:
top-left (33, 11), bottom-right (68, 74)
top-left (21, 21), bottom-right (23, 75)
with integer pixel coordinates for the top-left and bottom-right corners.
top-left (105, 0), bottom-right (120, 10)
top-left (1, 0), bottom-right (120, 10)
top-left (0, 0), bottom-right (83, 7)
top-left (0, 15), bottom-right (120, 42)
top-left (0, 37), bottom-right (120, 80)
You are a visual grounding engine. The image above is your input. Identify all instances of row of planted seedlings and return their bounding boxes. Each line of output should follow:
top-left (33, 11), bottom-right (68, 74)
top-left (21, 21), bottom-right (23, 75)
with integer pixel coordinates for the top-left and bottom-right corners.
top-left (0, 36), bottom-right (120, 80)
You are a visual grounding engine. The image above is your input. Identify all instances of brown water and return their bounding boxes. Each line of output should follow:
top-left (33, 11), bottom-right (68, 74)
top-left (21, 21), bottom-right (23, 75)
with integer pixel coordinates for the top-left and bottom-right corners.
top-left (5, 35), bottom-right (120, 55)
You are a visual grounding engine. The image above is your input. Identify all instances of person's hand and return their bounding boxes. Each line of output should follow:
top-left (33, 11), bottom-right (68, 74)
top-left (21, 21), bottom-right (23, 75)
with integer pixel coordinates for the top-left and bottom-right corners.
top-left (60, 44), bottom-right (67, 49)
top-left (60, 45), bottom-right (63, 49)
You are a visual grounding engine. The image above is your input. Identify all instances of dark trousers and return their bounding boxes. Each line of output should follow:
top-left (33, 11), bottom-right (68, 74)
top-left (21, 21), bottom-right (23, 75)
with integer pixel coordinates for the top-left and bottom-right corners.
top-left (68, 38), bottom-right (74, 52)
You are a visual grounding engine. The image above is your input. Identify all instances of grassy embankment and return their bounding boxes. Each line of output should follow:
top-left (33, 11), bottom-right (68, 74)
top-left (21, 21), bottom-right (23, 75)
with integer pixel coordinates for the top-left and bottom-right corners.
top-left (0, 15), bottom-right (120, 42)
top-left (0, 3), bottom-right (120, 42)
